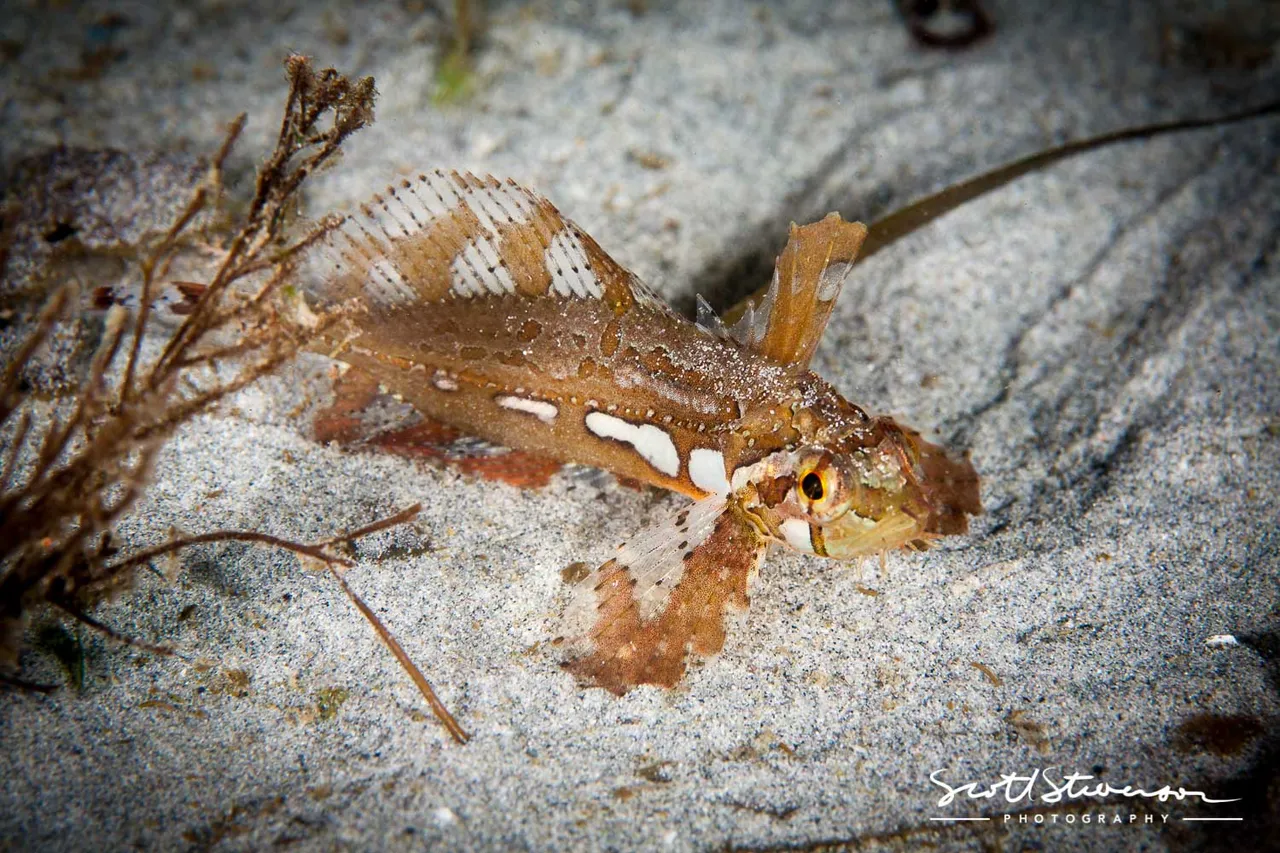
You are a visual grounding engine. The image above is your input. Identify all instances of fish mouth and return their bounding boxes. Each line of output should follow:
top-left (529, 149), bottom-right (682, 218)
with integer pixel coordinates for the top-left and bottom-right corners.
top-left (819, 436), bottom-right (982, 559)
top-left (818, 508), bottom-right (928, 559)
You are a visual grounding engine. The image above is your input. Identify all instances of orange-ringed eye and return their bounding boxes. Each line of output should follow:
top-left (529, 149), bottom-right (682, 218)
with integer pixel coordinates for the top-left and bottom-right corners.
top-left (801, 472), bottom-right (824, 501)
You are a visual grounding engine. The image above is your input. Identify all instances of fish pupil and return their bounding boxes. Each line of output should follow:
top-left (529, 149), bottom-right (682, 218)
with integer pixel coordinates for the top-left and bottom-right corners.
top-left (801, 472), bottom-right (824, 501)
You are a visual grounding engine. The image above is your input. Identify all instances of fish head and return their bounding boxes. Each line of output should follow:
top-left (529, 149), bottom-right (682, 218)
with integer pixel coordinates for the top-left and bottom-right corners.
top-left (733, 417), bottom-right (981, 559)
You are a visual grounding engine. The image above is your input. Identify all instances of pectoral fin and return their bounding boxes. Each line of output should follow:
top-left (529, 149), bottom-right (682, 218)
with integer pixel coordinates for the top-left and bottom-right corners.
top-left (560, 498), bottom-right (767, 695)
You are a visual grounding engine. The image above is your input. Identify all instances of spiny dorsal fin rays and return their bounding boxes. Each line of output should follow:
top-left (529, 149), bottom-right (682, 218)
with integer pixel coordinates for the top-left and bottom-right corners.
top-left (301, 169), bottom-right (670, 316)
top-left (742, 213), bottom-right (867, 370)
top-left (695, 293), bottom-right (733, 339)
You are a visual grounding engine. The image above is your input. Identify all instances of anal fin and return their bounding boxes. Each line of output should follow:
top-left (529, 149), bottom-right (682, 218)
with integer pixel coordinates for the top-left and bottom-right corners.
top-left (313, 366), bottom-right (563, 489)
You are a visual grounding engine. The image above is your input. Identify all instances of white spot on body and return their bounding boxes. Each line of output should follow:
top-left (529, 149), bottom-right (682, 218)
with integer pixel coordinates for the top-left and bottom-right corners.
top-left (688, 448), bottom-right (729, 497)
top-left (781, 518), bottom-right (814, 553)
top-left (585, 412), bottom-right (679, 477)
top-left (1204, 634), bottom-right (1240, 648)
top-left (496, 395), bottom-right (558, 423)
top-left (433, 374), bottom-right (459, 391)
top-left (729, 458), bottom-right (768, 493)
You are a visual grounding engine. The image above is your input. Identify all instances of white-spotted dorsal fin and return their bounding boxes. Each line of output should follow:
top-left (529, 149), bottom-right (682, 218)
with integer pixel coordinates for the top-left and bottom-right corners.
top-left (303, 170), bottom-right (668, 316)
top-left (732, 213), bottom-right (867, 370)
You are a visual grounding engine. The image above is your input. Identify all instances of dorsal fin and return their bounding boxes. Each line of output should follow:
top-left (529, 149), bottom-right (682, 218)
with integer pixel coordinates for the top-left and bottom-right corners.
top-left (304, 170), bottom-right (668, 316)
top-left (732, 213), bottom-right (867, 370)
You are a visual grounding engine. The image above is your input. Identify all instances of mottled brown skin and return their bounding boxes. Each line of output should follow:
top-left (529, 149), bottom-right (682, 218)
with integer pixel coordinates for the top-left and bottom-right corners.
top-left (331, 291), bottom-right (978, 521)
top-left (333, 294), bottom-right (767, 497)
top-left (318, 176), bottom-right (944, 504)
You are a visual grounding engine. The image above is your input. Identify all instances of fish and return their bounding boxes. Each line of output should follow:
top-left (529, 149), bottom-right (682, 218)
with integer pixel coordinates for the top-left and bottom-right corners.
top-left (301, 169), bottom-right (982, 696)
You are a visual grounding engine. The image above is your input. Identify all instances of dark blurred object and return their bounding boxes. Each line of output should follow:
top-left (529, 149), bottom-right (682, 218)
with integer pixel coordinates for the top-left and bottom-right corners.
top-left (896, 0), bottom-right (993, 49)
top-left (1160, 18), bottom-right (1276, 72)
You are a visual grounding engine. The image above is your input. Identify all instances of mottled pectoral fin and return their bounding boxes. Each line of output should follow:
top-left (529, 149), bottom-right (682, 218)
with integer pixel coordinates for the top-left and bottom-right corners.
top-left (560, 498), bottom-right (767, 695)
top-left (729, 213), bottom-right (867, 370)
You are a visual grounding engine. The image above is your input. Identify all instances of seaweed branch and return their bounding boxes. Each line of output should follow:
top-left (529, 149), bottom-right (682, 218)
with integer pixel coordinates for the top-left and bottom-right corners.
top-left (0, 56), bottom-right (476, 741)
top-left (2, 56), bottom-right (370, 646)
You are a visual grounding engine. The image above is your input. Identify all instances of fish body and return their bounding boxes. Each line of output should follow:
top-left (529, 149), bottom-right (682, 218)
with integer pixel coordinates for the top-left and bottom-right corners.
top-left (304, 170), bottom-right (980, 694)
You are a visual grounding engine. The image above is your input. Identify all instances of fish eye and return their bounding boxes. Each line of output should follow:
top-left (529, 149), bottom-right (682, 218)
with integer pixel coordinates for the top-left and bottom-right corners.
top-left (800, 472), bottom-right (824, 501)
top-left (794, 450), bottom-right (859, 524)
